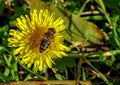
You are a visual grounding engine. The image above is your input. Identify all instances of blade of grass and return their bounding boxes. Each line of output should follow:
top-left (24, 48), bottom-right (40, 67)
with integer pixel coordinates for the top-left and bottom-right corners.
top-left (3, 54), bottom-right (11, 67)
top-left (84, 57), bottom-right (113, 85)
top-left (78, 0), bottom-right (90, 16)
top-left (112, 15), bottom-right (120, 48)
top-left (0, 72), bottom-right (10, 82)
top-left (17, 60), bottom-right (47, 80)
top-left (95, 0), bottom-right (112, 25)
top-left (0, 0), bottom-right (5, 15)
top-left (12, 56), bottom-right (19, 81)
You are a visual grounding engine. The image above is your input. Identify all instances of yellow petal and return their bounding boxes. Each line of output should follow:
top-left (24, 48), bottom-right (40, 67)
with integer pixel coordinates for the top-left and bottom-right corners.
top-left (13, 47), bottom-right (24, 55)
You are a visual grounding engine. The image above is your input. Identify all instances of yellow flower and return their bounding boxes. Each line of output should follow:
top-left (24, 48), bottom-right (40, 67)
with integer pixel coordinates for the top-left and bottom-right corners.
top-left (8, 9), bottom-right (70, 71)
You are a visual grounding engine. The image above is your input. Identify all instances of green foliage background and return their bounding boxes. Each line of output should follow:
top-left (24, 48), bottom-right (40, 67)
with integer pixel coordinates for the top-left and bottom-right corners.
top-left (0, 0), bottom-right (120, 85)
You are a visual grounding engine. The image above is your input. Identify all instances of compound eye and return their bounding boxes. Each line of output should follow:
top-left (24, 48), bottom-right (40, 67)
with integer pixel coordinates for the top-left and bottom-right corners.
top-left (48, 28), bottom-right (56, 34)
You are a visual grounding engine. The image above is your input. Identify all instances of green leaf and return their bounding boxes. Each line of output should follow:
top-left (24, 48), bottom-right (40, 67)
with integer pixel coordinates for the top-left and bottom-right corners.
top-left (0, 59), bottom-right (4, 66)
top-left (55, 73), bottom-right (65, 80)
top-left (116, 63), bottom-right (120, 70)
top-left (0, 46), bottom-right (6, 54)
top-left (0, 0), bottom-right (5, 15)
top-left (82, 68), bottom-right (86, 81)
top-left (0, 25), bottom-right (9, 39)
top-left (25, 0), bottom-right (69, 26)
top-left (24, 74), bottom-right (33, 81)
top-left (25, 0), bottom-right (45, 10)
top-left (0, 25), bottom-right (9, 33)
top-left (0, 72), bottom-right (10, 82)
top-left (105, 61), bottom-right (113, 67)
top-left (66, 14), bottom-right (105, 47)
top-left (54, 57), bottom-right (76, 72)
top-left (103, 0), bottom-right (120, 14)
top-left (3, 54), bottom-right (12, 68)
top-left (4, 67), bottom-right (11, 76)
top-left (95, 0), bottom-right (111, 24)
top-left (2, 37), bottom-right (8, 47)
top-left (111, 55), bottom-right (116, 62)
top-left (11, 57), bottom-right (19, 81)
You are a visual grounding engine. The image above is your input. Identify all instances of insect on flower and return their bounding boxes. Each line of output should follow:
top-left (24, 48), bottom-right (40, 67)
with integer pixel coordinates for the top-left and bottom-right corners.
top-left (8, 9), bottom-right (70, 71)
top-left (40, 28), bottom-right (56, 53)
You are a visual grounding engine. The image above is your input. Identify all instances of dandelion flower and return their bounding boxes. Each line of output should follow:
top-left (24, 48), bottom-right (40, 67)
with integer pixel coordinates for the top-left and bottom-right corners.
top-left (8, 9), bottom-right (70, 71)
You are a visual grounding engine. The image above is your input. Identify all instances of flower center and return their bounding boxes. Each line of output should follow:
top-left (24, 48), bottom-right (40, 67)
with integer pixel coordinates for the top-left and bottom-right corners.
top-left (29, 30), bottom-right (42, 49)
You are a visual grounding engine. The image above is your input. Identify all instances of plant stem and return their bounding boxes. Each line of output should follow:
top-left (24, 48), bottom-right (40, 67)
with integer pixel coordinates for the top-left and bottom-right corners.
top-left (84, 57), bottom-right (113, 85)
top-left (95, 0), bottom-right (112, 25)
top-left (68, 50), bottom-right (120, 58)
top-left (77, 0), bottom-right (90, 16)
top-left (0, 80), bottom-right (92, 85)
top-left (17, 61), bottom-right (47, 80)
top-left (112, 15), bottom-right (120, 48)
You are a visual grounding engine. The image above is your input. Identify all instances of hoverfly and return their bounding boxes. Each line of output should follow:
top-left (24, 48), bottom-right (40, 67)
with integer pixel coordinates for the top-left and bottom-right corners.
top-left (39, 28), bottom-right (56, 53)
